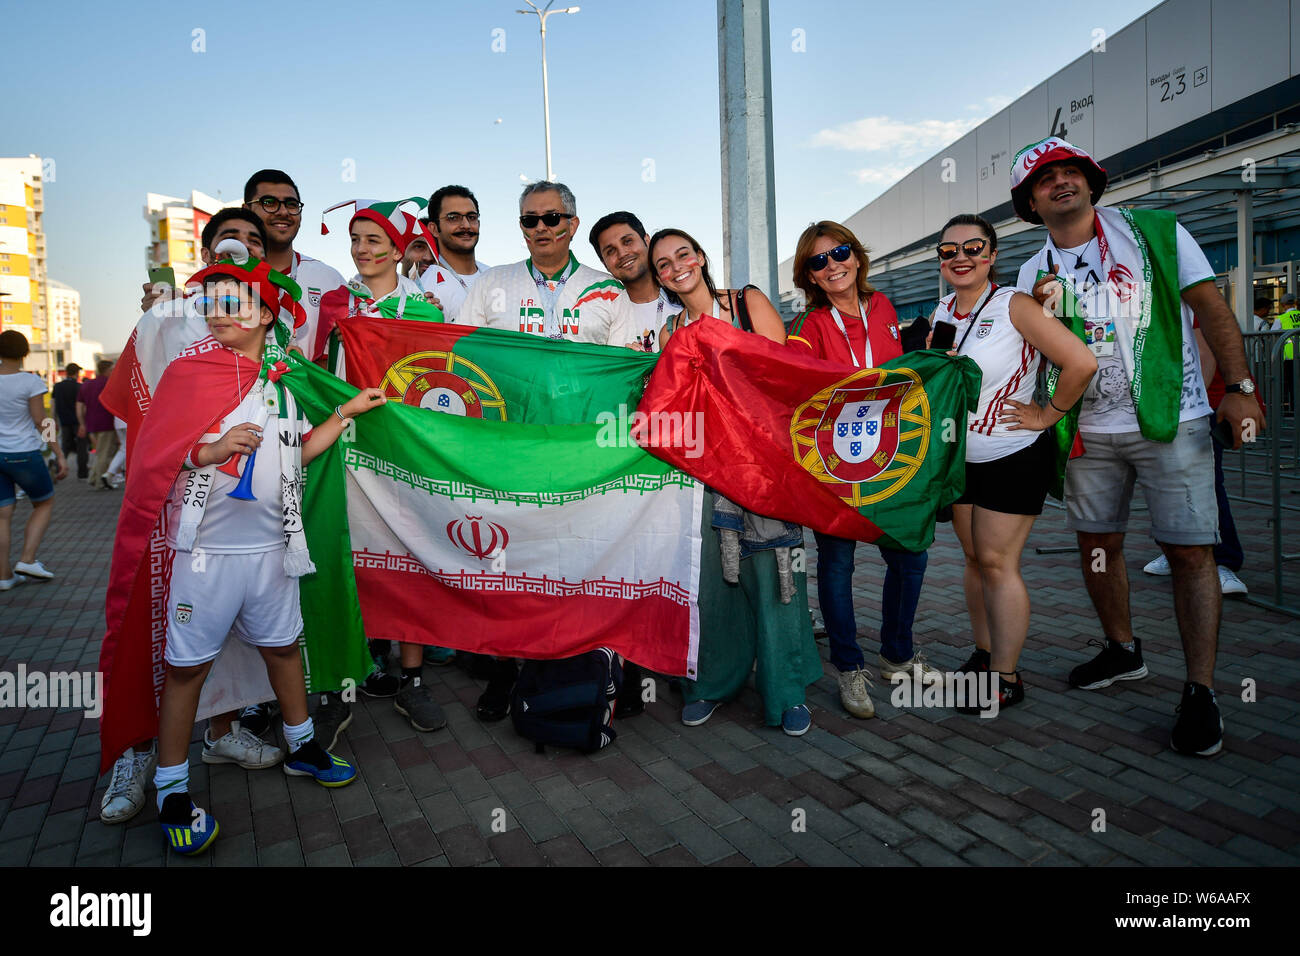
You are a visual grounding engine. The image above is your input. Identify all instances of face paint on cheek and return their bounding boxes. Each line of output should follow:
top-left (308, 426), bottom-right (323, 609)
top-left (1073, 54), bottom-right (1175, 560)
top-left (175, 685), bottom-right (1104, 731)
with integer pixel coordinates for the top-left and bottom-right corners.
top-left (371, 253), bottom-right (389, 264)
top-left (553, 229), bottom-right (568, 239)
top-left (233, 313), bottom-right (263, 330)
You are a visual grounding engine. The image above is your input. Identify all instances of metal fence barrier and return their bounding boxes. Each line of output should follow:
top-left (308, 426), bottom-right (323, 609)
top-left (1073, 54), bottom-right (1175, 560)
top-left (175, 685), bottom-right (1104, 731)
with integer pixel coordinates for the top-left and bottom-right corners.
top-left (1236, 328), bottom-right (1299, 618)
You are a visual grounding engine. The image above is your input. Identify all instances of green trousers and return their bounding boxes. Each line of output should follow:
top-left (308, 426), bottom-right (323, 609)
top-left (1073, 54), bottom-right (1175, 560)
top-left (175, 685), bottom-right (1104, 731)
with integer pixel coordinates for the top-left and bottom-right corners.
top-left (684, 504), bottom-right (822, 726)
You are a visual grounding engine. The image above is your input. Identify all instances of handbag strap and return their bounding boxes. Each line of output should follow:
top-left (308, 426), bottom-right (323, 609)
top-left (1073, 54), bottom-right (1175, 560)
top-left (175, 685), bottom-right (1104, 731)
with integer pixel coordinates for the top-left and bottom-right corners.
top-left (953, 283), bottom-right (999, 354)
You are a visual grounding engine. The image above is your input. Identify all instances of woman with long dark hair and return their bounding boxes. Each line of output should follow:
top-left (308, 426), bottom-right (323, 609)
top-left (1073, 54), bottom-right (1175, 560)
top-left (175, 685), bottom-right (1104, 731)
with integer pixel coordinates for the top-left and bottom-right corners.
top-left (935, 214), bottom-right (1096, 713)
top-left (651, 229), bottom-right (822, 736)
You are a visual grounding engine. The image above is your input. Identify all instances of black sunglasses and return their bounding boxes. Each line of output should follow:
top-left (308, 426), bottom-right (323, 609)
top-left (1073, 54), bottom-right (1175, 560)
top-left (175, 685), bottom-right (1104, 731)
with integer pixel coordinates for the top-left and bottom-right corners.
top-left (937, 238), bottom-right (990, 261)
top-left (807, 244), bottom-right (853, 272)
top-left (249, 196), bottom-right (304, 215)
top-left (519, 212), bottom-right (572, 229)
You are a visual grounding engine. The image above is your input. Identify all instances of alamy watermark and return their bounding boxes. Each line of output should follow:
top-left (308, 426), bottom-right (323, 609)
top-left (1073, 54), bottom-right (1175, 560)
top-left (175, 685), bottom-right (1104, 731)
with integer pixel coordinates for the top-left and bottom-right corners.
top-left (889, 669), bottom-right (1000, 718)
top-left (0, 665), bottom-right (103, 718)
top-left (597, 403), bottom-right (704, 459)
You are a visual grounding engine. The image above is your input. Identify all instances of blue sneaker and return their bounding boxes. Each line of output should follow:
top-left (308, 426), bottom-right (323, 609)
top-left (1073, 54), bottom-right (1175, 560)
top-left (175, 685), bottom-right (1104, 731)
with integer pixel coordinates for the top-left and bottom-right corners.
top-left (782, 705), bottom-right (813, 737)
top-left (158, 792), bottom-right (219, 855)
top-left (283, 739), bottom-right (357, 787)
top-left (682, 699), bottom-right (721, 726)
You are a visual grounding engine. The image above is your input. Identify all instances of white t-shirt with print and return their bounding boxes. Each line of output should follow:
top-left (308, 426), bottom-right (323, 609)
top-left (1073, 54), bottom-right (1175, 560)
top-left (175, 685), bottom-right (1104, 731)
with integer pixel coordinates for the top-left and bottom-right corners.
top-left (165, 384), bottom-right (284, 555)
top-left (417, 260), bottom-right (489, 322)
top-left (628, 290), bottom-right (676, 353)
top-left (0, 372), bottom-right (47, 453)
top-left (1017, 220), bottom-right (1214, 434)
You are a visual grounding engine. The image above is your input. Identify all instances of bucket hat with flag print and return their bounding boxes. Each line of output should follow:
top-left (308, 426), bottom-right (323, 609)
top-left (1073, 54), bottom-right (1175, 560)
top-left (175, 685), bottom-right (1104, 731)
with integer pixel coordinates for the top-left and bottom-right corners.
top-left (320, 196), bottom-right (439, 257)
top-left (1010, 137), bottom-right (1108, 224)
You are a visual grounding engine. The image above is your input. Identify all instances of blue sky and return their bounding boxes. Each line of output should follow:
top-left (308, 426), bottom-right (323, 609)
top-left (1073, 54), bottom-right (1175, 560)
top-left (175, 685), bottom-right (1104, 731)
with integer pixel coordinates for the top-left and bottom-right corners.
top-left (1, 0), bottom-right (1156, 348)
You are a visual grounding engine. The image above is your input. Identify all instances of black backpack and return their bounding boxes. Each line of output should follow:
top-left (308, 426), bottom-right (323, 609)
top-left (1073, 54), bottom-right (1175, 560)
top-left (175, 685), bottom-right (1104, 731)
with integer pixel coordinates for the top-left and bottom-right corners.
top-left (510, 649), bottom-right (623, 753)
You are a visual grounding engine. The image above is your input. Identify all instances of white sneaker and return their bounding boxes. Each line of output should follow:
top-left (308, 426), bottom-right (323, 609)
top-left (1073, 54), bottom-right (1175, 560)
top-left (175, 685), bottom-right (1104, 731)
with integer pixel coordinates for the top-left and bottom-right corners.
top-left (1218, 566), bottom-right (1248, 596)
top-left (14, 561), bottom-right (53, 580)
top-left (1143, 554), bottom-right (1171, 576)
top-left (0, 576), bottom-right (24, 591)
top-left (202, 726), bottom-right (284, 769)
top-left (878, 651), bottom-right (943, 684)
top-left (100, 744), bottom-right (156, 825)
top-left (836, 667), bottom-right (875, 719)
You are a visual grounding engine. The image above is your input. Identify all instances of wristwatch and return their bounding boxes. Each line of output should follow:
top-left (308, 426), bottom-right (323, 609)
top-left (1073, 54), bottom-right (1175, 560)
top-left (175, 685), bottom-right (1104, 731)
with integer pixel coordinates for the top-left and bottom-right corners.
top-left (1224, 380), bottom-right (1256, 395)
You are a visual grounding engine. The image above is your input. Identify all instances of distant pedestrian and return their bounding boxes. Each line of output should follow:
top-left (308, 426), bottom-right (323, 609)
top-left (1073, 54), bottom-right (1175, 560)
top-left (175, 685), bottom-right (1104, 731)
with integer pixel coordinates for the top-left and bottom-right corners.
top-left (0, 330), bottom-right (67, 588)
top-left (78, 360), bottom-right (118, 490)
top-left (51, 363), bottom-right (88, 479)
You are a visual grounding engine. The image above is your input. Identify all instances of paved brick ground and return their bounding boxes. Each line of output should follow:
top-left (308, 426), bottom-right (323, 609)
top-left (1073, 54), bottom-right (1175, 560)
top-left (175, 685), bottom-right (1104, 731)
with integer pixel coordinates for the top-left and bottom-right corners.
top-left (1, 458), bottom-right (1297, 867)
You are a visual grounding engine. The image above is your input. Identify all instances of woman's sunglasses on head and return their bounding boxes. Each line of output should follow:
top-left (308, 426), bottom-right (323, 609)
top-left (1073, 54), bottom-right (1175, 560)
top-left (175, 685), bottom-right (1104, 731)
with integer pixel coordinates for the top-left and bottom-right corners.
top-left (519, 212), bottom-right (573, 229)
top-left (807, 243), bottom-right (853, 272)
top-left (937, 239), bottom-right (989, 261)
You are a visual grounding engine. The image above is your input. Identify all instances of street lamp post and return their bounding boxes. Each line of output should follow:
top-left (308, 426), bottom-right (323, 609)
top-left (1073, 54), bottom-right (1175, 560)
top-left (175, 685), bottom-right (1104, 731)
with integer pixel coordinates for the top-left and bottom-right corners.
top-left (517, 1), bottom-right (579, 182)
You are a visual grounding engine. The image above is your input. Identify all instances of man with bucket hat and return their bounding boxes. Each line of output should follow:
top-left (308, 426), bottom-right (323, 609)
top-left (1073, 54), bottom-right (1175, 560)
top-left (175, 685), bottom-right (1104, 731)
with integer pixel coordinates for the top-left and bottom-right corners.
top-left (1012, 137), bottom-right (1263, 758)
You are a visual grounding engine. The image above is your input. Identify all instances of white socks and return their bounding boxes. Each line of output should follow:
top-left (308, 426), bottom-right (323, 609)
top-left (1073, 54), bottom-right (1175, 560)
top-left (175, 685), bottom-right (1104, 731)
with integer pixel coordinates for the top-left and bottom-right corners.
top-left (282, 717), bottom-right (314, 754)
top-left (154, 762), bottom-right (189, 811)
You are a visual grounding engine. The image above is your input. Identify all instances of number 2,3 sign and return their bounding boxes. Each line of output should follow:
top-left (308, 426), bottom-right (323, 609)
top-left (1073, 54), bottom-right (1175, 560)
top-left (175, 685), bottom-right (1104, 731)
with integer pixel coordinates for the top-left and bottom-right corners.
top-left (1160, 73), bottom-right (1186, 102)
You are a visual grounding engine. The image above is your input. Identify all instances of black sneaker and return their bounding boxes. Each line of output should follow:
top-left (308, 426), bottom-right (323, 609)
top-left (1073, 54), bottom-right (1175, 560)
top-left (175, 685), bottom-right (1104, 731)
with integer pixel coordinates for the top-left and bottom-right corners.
top-left (476, 659), bottom-right (517, 722)
top-left (1068, 637), bottom-right (1148, 689)
top-left (956, 672), bottom-right (1025, 715)
top-left (394, 678), bottom-right (447, 732)
top-left (361, 655), bottom-right (400, 698)
top-left (312, 692), bottom-right (352, 751)
top-left (955, 647), bottom-right (990, 675)
top-left (1170, 682), bottom-right (1223, 756)
top-left (238, 701), bottom-right (278, 738)
top-left (616, 661), bottom-right (646, 717)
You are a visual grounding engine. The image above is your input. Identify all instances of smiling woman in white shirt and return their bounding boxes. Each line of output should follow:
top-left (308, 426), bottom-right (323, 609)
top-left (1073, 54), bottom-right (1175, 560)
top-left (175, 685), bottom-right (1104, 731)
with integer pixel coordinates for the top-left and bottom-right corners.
top-left (933, 214), bottom-right (1096, 715)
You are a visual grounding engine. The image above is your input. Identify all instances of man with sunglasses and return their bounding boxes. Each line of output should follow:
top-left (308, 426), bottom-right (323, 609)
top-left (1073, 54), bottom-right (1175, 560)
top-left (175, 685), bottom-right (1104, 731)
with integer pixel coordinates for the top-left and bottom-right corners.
top-left (243, 169), bottom-right (346, 359)
top-left (460, 181), bottom-right (636, 346)
top-left (417, 185), bottom-right (490, 322)
top-left (1012, 137), bottom-right (1263, 758)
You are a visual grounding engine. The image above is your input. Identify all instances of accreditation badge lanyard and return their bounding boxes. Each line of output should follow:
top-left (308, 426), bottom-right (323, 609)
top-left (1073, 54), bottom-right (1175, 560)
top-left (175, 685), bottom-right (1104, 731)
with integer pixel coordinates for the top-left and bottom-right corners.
top-left (1047, 213), bottom-right (1113, 357)
top-left (829, 296), bottom-right (874, 368)
top-left (529, 253), bottom-right (580, 338)
top-left (948, 282), bottom-right (997, 355)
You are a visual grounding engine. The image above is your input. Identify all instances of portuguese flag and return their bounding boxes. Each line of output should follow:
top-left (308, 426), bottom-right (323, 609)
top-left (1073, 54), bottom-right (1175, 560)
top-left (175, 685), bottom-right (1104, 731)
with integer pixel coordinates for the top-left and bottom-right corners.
top-left (638, 318), bottom-right (980, 552)
top-left (276, 332), bottom-right (703, 677)
top-left (339, 316), bottom-right (653, 423)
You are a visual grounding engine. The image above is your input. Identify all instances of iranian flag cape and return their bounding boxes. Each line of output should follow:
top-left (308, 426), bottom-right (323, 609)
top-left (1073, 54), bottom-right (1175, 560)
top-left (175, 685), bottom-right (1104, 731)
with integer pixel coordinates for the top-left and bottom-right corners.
top-left (637, 318), bottom-right (980, 552)
top-left (97, 339), bottom-right (370, 773)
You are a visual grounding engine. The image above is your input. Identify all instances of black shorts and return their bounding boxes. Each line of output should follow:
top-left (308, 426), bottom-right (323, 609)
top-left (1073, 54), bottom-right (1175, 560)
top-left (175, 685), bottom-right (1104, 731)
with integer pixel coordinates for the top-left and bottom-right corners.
top-left (957, 431), bottom-right (1055, 516)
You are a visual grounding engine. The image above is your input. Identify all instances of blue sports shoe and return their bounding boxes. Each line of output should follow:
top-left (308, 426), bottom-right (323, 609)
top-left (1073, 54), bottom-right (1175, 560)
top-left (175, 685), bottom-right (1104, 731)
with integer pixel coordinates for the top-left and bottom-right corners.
top-left (682, 699), bottom-right (721, 726)
top-left (283, 739), bottom-right (357, 787)
top-left (782, 705), bottom-right (813, 737)
top-left (158, 793), bottom-right (219, 856)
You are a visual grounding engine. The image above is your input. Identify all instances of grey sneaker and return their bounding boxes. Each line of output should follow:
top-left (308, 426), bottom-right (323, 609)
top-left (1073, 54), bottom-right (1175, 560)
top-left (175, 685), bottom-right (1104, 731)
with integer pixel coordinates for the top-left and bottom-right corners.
top-left (836, 667), bottom-right (875, 719)
top-left (100, 744), bottom-right (156, 825)
top-left (202, 726), bottom-right (284, 769)
top-left (394, 678), bottom-right (447, 732)
top-left (878, 651), bottom-right (943, 684)
top-left (312, 692), bottom-right (353, 750)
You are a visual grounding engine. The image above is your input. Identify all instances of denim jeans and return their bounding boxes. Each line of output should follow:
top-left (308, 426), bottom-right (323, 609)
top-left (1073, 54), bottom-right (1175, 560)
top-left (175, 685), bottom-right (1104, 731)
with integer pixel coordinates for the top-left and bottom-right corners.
top-left (813, 531), bottom-right (929, 671)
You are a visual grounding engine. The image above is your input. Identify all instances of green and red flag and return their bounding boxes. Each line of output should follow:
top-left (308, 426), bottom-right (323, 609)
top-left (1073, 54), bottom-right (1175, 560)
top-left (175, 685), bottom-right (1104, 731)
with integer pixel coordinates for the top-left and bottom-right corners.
top-left (637, 318), bottom-right (980, 552)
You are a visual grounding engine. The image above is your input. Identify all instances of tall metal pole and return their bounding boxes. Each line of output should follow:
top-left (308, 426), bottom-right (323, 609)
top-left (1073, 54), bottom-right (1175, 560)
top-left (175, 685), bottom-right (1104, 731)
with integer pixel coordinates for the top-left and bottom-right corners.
top-left (718, 0), bottom-right (778, 299)
top-left (540, 19), bottom-right (552, 181)
top-left (519, 3), bottom-right (579, 183)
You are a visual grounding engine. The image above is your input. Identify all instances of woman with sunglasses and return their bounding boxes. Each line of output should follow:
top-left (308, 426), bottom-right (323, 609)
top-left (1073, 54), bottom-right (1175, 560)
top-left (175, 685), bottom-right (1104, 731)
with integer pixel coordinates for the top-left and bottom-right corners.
top-left (651, 228), bottom-right (822, 737)
top-left (933, 214), bottom-right (1096, 713)
top-left (787, 220), bottom-right (941, 721)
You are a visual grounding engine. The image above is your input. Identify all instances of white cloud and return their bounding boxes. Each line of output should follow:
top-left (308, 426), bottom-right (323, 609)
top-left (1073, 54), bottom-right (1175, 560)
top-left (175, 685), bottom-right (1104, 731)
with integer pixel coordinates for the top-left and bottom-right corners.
top-left (852, 164), bottom-right (916, 185)
top-left (810, 115), bottom-right (981, 158)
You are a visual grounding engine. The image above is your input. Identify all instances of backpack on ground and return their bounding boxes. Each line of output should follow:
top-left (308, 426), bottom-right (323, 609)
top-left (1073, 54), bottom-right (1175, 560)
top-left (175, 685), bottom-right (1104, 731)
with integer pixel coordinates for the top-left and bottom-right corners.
top-left (510, 649), bottom-right (622, 753)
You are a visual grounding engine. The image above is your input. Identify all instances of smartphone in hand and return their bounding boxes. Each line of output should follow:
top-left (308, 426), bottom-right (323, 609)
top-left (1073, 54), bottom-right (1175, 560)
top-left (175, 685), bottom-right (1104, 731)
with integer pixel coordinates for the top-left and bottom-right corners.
top-left (148, 266), bottom-right (176, 287)
top-left (931, 320), bottom-right (958, 351)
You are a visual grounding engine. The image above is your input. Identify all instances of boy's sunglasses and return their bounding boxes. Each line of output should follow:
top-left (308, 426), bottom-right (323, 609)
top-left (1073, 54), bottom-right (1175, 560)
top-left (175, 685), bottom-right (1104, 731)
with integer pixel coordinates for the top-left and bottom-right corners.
top-left (807, 244), bottom-right (853, 272)
top-left (519, 212), bottom-right (573, 229)
top-left (937, 239), bottom-right (990, 261)
top-left (195, 295), bottom-right (248, 317)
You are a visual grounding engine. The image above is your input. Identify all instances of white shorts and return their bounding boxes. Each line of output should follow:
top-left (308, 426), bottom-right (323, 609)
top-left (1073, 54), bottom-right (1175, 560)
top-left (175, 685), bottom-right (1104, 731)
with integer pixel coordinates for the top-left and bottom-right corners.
top-left (164, 548), bottom-right (303, 666)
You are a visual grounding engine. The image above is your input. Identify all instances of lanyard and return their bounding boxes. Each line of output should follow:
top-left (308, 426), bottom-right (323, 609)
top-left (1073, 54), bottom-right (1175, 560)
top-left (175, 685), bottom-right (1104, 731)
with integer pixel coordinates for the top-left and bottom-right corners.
top-left (947, 282), bottom-right (997, 354)
top-left (349, 278), bottom-right (410, 321)
top-left (828, 296), bottom-right (874, 368)
top-left (528, 253), bottom-right (580, 338)
top-left (435, 256), bottom-right (479, 293)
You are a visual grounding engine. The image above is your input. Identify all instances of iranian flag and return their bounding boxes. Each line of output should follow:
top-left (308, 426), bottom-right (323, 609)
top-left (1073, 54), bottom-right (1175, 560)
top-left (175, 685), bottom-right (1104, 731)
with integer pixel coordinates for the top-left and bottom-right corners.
top-left (638, 318), bottom-right (980, 552)
top-left (279, 328), bottom-right (703, 678)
